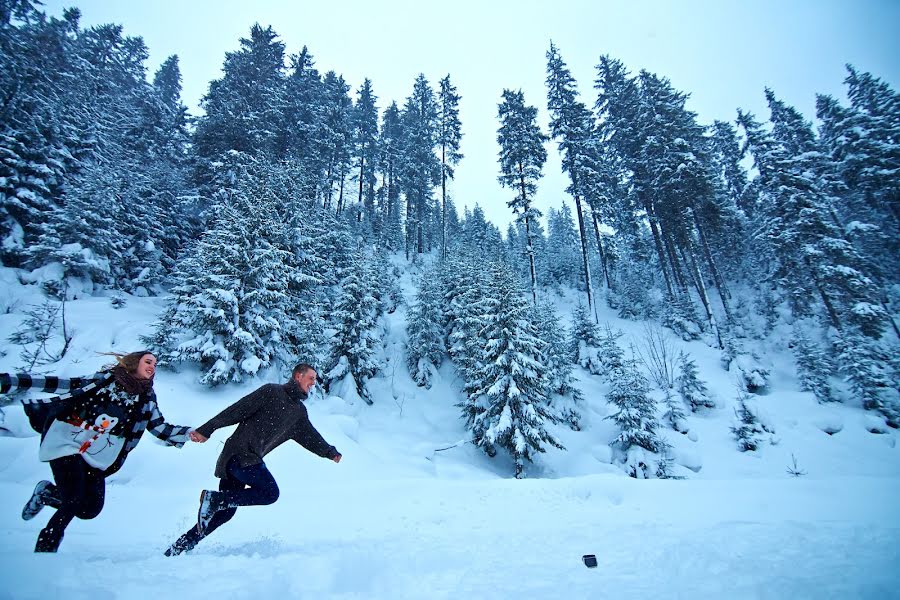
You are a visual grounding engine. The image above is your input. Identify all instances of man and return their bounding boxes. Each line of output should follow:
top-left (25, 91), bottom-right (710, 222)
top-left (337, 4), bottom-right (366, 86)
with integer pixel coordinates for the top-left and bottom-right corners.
top-left (165, 363), bottom-right (341, 556)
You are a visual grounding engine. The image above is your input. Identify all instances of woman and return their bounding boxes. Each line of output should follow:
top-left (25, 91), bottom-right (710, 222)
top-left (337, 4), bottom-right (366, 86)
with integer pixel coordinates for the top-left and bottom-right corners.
top-left (0, 351), bottom-right (192, 552)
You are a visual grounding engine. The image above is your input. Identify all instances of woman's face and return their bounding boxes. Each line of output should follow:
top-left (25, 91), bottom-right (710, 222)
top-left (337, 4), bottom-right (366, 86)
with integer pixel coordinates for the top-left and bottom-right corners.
top-left (135, 354), bottom-right (157, 380)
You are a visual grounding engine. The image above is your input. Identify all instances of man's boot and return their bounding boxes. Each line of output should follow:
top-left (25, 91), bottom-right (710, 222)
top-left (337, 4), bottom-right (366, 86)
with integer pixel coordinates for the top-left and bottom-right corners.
top-left (164, 529), bottom-right (202, 557)
top-left (196, 490), bottom-right (226, 534)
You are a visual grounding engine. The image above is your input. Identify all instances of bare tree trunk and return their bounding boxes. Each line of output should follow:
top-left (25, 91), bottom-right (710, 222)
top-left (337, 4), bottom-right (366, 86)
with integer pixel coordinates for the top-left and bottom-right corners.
top-left (663, 230), bottom-right (687, 292)
top-left (590, 210), bottom-right (612, 290)
top-left (337, 170), bottom-right (346, 214)
top-left (804, 256), bottom-right (842, 331)
top-left (441, 145), bottom-right (448, 260)
top-left (573, 190), bottom-right (596, 320)
top-left (416, 187), bottom-right (425, 254)
top-left (643, 197), bottom-right (674, 298)
top-left (690, 208), bottom-right (734, 324)
top-left (679, 243), bottom-right (723, 348)
top-left (519, 169), bottom-right (538, 305)
top-left (357, 157), bottom-right (365, 222)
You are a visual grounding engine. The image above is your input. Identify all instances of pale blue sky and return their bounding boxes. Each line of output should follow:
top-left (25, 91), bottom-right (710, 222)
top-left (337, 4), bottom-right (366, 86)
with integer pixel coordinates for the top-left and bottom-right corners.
top-left (43, 0), bottom-right (900, 230)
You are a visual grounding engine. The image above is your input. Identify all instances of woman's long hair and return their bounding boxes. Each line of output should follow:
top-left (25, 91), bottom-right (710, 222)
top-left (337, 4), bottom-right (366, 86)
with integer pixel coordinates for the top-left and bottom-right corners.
top-left (98, 351), bottom-right (154, 373)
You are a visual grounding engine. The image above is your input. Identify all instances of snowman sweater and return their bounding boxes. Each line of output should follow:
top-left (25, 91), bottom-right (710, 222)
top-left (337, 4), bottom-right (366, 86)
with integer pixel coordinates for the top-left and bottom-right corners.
top-left (1, 372), bottom-right (190, 473)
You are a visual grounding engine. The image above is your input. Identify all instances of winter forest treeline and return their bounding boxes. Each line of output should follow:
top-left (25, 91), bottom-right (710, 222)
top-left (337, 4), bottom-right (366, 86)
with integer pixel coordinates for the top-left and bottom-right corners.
top-left (1, 4), bottom-right (898, 478)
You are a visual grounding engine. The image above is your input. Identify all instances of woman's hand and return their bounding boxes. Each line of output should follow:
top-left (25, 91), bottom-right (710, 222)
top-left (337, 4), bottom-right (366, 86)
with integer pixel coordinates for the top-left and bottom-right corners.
top-left (189, 430), bottom-right (208, 443)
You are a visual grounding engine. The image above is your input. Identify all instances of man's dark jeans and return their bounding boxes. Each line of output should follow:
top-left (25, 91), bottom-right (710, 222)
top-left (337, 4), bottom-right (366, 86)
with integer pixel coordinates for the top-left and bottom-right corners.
top-left (204, 456), bottom-right (280, 536)
top-left (167, 456), bottom-right (279, 554)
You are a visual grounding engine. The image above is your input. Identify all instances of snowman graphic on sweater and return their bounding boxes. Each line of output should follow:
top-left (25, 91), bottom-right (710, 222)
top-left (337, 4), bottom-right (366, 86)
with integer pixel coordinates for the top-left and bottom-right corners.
top-left (39, 391), bottom-right (133, 469)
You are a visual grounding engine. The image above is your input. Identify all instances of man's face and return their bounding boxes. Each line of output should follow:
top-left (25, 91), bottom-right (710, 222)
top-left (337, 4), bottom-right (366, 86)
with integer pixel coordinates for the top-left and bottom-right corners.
top-left (295, 369), bottom-right (318, 394)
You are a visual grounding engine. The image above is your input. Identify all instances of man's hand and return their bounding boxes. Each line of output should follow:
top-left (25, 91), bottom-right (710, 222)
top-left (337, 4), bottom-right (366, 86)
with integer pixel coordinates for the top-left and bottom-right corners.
top-left (189, 430), bottom-right (208, 443)
top-left (333, 453), bottom-right (342, 463)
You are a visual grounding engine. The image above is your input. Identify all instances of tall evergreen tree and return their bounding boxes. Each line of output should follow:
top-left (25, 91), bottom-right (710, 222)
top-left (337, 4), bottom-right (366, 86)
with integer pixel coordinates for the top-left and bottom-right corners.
top-left (497, 88), bottom-right (548, 305)
top-left (738, 94), bottom-right (889, 339)
top-left (194, 24), bottom-right (286, 163)
top-left (378, 101), bottom-right (405, 250)
top-left (399, 74), bottom-right (439, 257)
top-left (437, 74), bottom-right (463, 259)
top-left (353, 78), bottom-right (379, 224)
top-left (546, 42), bottom-right (597, 318)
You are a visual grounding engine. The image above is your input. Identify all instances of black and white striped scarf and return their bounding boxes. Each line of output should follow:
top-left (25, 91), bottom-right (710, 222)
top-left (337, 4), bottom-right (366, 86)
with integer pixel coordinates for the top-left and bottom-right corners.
top-left (1, 372), bottom-right (190, 454)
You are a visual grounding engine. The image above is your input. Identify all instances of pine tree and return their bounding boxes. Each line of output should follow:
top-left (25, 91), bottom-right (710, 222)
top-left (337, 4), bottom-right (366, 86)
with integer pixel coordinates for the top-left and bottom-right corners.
top-left (399, 74), bottom-right (439, 256)
top-left (833, 328), bottom-right (899, 425)
top-left (438, 75), bottom-right (463, 259)
top-left (325, 247), bottom-right (380, 403)
top-left (738, 97), bottom-right (889, 338)
top-left (459, 264), bottom-right (562, 478)
top-left (731, 390), bottom-right (771, 452)
top-left (151, 158), bottom-right (295, 385)
top-left (544, 205), bottom-right (582, 288)
top-left (321, 71), bottom-right (354, 213)
top-left (352, 78), bottom-right (379, 225)
top-left (570, 302), bottom-right (603, 374)
top-left (790, 324), bottom-right (836, 404)
top-left (675, 352), bottom-right (715, 411)
top-left (497, 88), bottom-right (548, 305)
top-left (378, 101), bottom-right (405, 250)
top-left (533, 300), bottom-right (582, 430)
top-left (406, 265), bottom-right (445, 388)
top-left (546, 42), bottom-right (597, 317)
top-left (194, 24), bottom-right (287, 162)
top-left (606, 360), bottom-right (670, 478)
top-left (283, 46), bottom-right (328, 202)
top-left (443, 255), bottom-right (490, 373)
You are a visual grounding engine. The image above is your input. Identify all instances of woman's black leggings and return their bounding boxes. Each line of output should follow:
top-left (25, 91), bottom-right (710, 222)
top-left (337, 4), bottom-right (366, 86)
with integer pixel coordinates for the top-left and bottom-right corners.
top-left (39, 455), bottom-right (106, 549)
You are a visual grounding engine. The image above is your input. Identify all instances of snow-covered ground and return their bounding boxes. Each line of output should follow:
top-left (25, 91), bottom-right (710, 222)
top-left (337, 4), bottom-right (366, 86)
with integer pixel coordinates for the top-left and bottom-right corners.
top-left (1, 265), bottom-right (898, 599)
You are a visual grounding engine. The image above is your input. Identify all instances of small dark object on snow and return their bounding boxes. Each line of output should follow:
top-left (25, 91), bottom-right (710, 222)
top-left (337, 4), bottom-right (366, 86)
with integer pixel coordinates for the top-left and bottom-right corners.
top-left (582, 554), bottom-right (597, 568)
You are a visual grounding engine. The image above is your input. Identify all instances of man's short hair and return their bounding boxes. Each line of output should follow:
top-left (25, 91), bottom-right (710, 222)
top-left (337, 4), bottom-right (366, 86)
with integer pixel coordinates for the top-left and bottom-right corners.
top-left (292, 363), bottom-right (316, 377)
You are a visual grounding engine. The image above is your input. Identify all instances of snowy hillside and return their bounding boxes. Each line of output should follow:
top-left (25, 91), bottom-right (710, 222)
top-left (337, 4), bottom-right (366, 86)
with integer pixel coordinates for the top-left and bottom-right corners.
top-left (1, 265), bottom-right (899, 599)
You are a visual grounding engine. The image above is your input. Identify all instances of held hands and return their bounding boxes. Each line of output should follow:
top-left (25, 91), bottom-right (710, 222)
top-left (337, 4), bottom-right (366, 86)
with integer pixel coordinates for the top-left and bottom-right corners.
top-left (189, 430), bottom-right (208, 443)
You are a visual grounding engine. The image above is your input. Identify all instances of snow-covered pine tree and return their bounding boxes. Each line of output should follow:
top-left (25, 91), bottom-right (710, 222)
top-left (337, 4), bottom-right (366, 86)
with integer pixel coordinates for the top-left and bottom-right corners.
top-left (570, 302), bottom-right (604, 374)
top-left (832, 328), bottom-right (899, 426)
top-left (352, 78), bottom-right (379, 226)
top-left (150, 158), bottom-right (296, 385)
top-left (377, 101), bottom-right (405, 251)
top-left (324, 246), bottom-right (380, 403)
top-left (399, 74), bottom-right (440, 257)
top-left (459, 263), bottom-right (562, 478)
top-left (193, 24), bottom-right (287, 163)
top-left (0, 6), bottom-right (83, 266)
top-left (738, 96), bottom-right (890, 339)
top-left (443, 255), bottom-right (490, 374)
top-left (543, 205), bottom-right (582, 289)
top-left (533, 299), bottom-right (583, 430)
top-left (545, 42), bottom-right (597, 316)
top-left (599, 327), bottom-right (627, 379)
top-left (438, 75), bottom-right (463, 259)
top-left (731, 389), bottom-right (772, 452)
top-left (790, 323), bottom-right (836, 404)
top-left (369, 246), bottom-right (402, 317)
top-left (406, 265), bottom-right (445, 388)
top-left (675, 351), bottom-right (715, 411)
top-left (606, 360), bottom-right (671, 478)
top-left (497, 88), bottom-right (548, 305)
